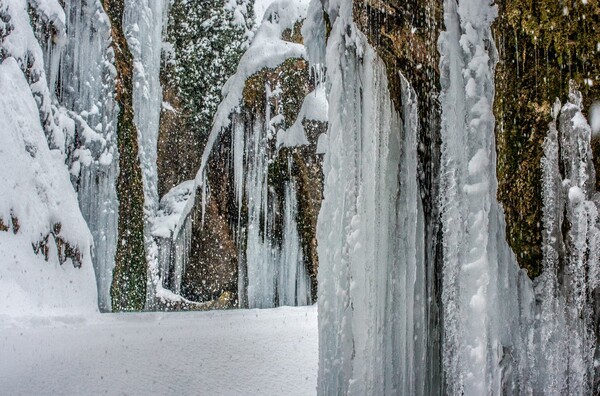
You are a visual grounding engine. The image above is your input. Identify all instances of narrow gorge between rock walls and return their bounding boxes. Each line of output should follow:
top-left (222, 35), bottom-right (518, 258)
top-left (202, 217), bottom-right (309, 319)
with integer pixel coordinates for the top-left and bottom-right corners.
top-left (1, 0), bottom-right (599, 394)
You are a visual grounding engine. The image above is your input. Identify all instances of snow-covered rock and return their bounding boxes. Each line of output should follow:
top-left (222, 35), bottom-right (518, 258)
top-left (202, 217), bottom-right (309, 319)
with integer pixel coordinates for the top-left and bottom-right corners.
top-left (0, 58), bottom-right (97, 317)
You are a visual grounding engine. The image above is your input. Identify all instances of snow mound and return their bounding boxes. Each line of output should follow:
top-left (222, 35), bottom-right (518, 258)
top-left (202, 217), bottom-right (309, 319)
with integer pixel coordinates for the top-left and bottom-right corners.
top-left (277, 87), bottom-right (328, 148)
top-left (152, 180), bottom-right (195, 239)
top-left (0, 58), bottom-right (97, 317)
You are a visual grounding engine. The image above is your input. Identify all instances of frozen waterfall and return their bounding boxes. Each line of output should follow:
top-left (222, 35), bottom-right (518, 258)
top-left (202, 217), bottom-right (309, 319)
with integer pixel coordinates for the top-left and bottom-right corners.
top-left (240, 110), bottom-right (312, 308)
top-left (310, 0), bottom-right (600, 393)
top-left (123, 0), bottom-right (170, 308)
top-left (314, 15), bottom-right (434, 395)
top-left (33, 0), bottom-right (119, 312)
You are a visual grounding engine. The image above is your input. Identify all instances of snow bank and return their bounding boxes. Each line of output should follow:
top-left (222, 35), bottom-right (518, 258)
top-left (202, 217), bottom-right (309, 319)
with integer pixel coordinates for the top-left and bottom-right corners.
top-left (0, 58), bottom-right (97, 317)
top-left (152, 181), bottom-right (196, 239)
top-left (254, 0), bottom-right (310, 25)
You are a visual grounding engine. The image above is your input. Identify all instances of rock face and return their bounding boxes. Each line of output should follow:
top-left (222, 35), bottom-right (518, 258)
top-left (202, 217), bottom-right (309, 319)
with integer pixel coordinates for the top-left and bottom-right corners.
top-left (154, 2), bottom-right (323, 307)
top-left (104, 0), bottom-right (147, 312)
top-left (493, 0), bottom-right (600, 277)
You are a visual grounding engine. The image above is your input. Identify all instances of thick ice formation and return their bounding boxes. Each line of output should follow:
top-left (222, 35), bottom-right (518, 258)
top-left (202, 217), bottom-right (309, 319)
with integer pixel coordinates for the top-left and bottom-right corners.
top-left (310, 0), bottom-right (599, 393)
top-left (123, 0), bottom-right (170, 309)
top-left (437, 0), bottom-right (534, 392)
top-left (314, 7), bottom-right (433, 394)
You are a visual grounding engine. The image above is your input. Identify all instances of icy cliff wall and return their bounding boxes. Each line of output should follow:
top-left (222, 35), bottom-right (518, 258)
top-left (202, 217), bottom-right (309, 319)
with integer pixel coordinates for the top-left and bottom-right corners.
top-left (154, 0), bottom-right (326, 308)
top-left (1, 0), bottom-right (172, 312)
top-left (310, 0), bottom-right (600, 393)
top-left (0, 0), bottom-right (98, 316)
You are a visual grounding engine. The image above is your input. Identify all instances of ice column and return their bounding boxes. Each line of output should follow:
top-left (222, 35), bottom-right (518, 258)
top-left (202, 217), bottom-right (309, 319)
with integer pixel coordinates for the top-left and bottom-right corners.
top-left (278, 178), bottom-right (311, 306)
top-left (315, 14), bottom-right (430, 394)
top-left (124, 0), bottom-right (170, 307)
top-left (537, 90), bottom-right (600, 394)
top-left (438, 0), bottom-right (535, 393)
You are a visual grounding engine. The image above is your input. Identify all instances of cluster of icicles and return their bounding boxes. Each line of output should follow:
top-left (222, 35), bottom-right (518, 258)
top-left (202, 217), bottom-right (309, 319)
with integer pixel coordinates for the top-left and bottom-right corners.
top-left (311, 0), bottom-right (600, 394)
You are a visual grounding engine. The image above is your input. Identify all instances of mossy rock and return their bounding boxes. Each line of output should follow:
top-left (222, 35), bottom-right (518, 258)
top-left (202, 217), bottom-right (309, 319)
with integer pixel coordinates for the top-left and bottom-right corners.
top-left (104, 0), bottom-right (147, 312)
top-left (242, 57), bottom-right (310, 125)
top-left (493, 0), bottom-right (600, 278)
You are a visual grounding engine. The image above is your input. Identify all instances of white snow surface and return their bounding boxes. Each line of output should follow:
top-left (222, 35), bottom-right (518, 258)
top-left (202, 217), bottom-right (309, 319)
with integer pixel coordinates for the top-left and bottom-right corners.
top-left (0, 306), bottom-right (318, 396)
top-left (152, 180), bottom-right (195, 239)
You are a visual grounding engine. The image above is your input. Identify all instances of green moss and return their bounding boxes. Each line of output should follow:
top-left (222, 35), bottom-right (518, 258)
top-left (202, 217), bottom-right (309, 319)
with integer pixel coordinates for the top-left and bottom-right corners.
top-left (242, 58), bottom-right (309, 125)
top-left (493, 0), bottom-right (600, 278)
top-left (323, 11), bottom-right (332, 41)
top-left (103, 0), bottom-right (147, 312)
top-left (282, 21), bottom-right (304, 44)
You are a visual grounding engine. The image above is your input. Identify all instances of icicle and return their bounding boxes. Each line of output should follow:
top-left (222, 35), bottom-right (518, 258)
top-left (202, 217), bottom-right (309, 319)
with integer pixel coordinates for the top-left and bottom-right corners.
top-left (314, 10), bottom-right (430, 391)
top-left (29, 0), bottom-right (120, 312)
top-left (278, 176), bottom-right (311, 306)
top-left (556, 85), bottom-right (598, 394)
